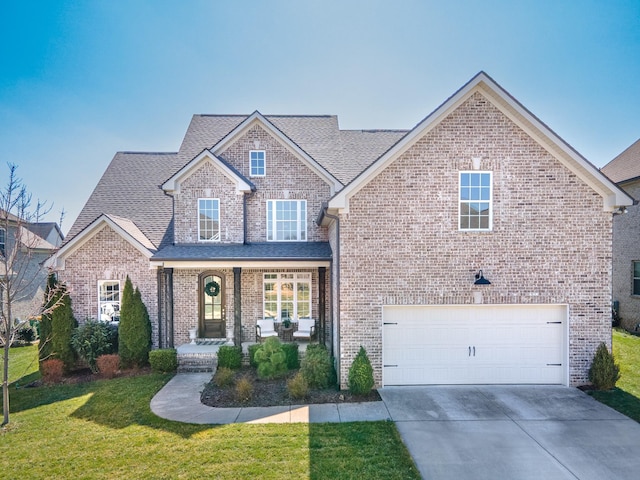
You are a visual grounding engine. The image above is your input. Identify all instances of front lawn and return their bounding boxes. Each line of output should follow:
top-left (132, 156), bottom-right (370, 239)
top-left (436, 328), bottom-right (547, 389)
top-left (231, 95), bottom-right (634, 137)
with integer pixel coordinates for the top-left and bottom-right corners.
top-left (1, 343), bottom-right (39, 384)
top-left (590, 328), bottom-right (640, 422)
top-left (1, 350), bottom-right (419, 479)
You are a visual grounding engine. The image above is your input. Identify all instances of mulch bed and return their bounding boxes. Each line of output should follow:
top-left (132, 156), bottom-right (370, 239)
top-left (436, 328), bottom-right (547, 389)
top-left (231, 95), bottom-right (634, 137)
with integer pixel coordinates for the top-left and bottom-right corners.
top-left (24, 366), bottom-right (153, 387)
top-left (201, 367), bottom-right (381, 408)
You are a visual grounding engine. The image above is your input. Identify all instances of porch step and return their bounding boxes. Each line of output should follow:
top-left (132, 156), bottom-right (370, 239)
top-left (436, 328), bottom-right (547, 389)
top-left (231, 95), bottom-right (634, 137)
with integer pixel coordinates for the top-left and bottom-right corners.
top-left (177, 353), bottom-right (218, 373)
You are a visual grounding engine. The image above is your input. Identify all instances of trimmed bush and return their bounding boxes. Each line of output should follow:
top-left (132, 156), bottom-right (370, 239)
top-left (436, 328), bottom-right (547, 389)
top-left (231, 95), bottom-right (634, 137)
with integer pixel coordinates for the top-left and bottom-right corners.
top-left (71, 320), bottom-right (114, 373)
top-left (97, 354), bottom-right (120, 378)
top-left (50, 286), bottom-right (77, 372)
top-left (287, 372), bottom-right (308, 400)
top-left (149, 349), bottom-right (178, 373)
top-left (41, 358), bottom-right (64, 384)
top-left (281, 342), bottom-right (300, 370)
top-left (217, 346), bottom-right (242, 370)
top-left (236, 375), bottom-right (253, 402)
top-left (254, 337), bottom-right (287, 379)
top-left (301, 344), bottom-right (335, 389)
top-left (16, 324), bottom-right (36, 344)
top-left (214, 367), bottom-right (235, 387)
top-left (589, 342), bottom-right (620, 390)
top-left (119, 277), bottom-right (152, 368)
top-left (248, 344), bottom-right (261, 368)
top-left (348, 346), bottom-right (375, 395)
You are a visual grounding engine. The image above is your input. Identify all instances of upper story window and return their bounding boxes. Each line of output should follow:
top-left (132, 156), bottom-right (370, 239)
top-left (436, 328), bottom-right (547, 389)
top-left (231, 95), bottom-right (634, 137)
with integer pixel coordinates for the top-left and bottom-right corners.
top-left (267, 200), bottom-right (307, 241)
top-left (459, 171), bottom-right (492, 231)
top-left (633, 261), bottom-right (640, 296)
top-left (198, 198), bottom-right (220, 242)
top-left (0, 227), bottom-right (5, 256)
top-left (98, 280), bottom-right (120, 323)
top-left (250, 150), bottom-right (266, 177)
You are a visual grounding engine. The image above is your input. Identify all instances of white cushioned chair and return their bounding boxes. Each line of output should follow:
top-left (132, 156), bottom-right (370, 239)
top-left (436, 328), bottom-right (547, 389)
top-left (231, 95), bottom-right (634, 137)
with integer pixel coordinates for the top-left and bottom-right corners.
top-left (256, 319), bottom-right (278, 342)
top-left (292, 318), bottom-right (316, 341)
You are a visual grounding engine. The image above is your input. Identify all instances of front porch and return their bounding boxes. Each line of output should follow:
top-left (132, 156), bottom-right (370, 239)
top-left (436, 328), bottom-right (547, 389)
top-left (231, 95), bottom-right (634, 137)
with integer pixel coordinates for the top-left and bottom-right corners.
top-left (176, 338), bottom-right (315, 372)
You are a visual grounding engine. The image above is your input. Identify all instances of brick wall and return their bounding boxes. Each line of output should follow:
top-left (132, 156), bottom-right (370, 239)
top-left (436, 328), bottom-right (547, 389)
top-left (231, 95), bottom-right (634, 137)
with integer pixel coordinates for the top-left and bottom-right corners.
top-left (336, 92), bottom-right (612, 387)
top-left (58, 225), bottom-right (159, 348)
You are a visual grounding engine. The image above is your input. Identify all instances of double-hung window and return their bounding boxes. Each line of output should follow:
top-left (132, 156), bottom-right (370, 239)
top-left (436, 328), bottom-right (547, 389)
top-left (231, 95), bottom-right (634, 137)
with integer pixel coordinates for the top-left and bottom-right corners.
top-left (267, 200), bottom-right (307, 241)
top-left (250, 150), bottom-right (265, 177)
top-left (263, 273), bottom-right (311, 320)
top-left (98, 280), bottom-right (120, 322)
top-left (459, 171), bottom-right (492, 231)
top-left (0, 227), bottom-right (5, 256)
top-left (198, 198), bottom-right (220, 242)
top-left (633, 261), bottom-right (640, 296)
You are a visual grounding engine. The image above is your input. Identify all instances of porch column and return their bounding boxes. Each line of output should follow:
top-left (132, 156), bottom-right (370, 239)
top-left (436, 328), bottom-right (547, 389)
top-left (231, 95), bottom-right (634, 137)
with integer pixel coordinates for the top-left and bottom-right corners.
top-left (234, 267), bottom-right (242, 346)
top-left (161, 268), bottom-right (174, 348)
top-left (319, 267), bottom-right (326, 345)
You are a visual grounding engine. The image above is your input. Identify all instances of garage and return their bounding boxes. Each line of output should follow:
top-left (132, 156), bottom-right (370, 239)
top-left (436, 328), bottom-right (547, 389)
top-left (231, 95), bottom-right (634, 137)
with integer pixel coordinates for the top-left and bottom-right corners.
top-left (382, 304), bottom-right (567, 386)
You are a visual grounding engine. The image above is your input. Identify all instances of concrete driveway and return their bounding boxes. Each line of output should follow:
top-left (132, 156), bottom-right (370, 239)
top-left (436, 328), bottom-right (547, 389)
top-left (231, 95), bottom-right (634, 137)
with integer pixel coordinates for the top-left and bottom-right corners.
top-left (379, 386), bottom-right (639, 480)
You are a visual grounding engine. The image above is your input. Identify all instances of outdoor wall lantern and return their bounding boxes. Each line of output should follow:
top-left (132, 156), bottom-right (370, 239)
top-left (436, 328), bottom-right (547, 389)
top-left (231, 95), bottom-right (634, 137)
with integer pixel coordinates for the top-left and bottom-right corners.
top-left (474, 270), bottom-right (491, 285)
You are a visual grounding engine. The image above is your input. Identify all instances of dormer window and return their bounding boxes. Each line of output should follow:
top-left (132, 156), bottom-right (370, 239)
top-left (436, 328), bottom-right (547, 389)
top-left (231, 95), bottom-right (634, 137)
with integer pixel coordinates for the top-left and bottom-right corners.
top-left (250, 150), bottom-right (265, 177)
top-left (198, 198), bottom-right (220, 242)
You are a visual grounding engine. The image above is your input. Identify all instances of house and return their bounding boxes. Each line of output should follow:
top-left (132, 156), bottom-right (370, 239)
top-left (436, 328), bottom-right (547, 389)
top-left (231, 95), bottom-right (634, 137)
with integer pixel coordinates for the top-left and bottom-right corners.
top-left (602, 139), bottom-right (640, 331)
top-left (48, 72), bottom-right (632, 388)
top-left (1, 210), bottom-right (64, 324)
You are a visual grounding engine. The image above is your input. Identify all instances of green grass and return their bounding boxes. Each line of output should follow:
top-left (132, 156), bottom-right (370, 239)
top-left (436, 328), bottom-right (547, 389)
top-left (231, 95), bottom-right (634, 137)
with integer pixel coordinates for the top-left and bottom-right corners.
top-left (590, 328), bottom-right (640, 422)
top-left (1, 351), bottom-right (419, 479)
top-left (1, 343), bottom-right (40, 384)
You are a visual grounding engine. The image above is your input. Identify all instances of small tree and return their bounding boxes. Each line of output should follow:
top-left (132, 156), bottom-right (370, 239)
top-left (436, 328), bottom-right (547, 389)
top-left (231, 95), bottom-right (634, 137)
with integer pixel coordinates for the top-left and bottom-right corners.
top-left (589, 342), bottom-right (620, 390)
top-left (50, 285), bottom-right (77, 372)
top-left (1, 164), bottom-right (64, 425)
top-left (38, 272), bottom-right (57, 370)
top-left (118, 277), bottom-right (151, 368)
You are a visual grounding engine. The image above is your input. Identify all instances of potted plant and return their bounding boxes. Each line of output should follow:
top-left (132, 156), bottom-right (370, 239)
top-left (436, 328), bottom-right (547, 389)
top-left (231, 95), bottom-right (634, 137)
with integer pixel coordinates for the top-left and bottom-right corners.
top-left (282, 318), bottom-right (291, 329)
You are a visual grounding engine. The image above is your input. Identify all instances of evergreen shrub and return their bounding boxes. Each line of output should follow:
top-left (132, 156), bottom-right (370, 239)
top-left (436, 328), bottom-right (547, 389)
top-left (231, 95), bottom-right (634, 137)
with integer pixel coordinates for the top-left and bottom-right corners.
top-left (348, 346), bottom-right (375, 395)
top-left (254, 337), bottom-right (287, 379)
top-left (589, 342), bottom-right (620, 390)
top-left (149, 349), bottom-right (177, 373)
top-left (301, 344), bottom-right (335, 389)
top-left (217, 346), bottom-right (242, 370)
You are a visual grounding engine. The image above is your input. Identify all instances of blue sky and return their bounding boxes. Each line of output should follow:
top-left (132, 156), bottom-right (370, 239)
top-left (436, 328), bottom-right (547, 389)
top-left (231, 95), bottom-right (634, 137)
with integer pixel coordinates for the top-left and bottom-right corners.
top-left (1, 0), bottom-right (639, 232)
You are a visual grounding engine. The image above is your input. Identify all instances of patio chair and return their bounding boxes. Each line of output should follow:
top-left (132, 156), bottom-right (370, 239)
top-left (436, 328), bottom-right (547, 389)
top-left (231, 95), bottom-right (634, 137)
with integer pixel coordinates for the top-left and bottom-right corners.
top-left (256, 319), bottom-right (278, 342)
top-left (292, 318), bottom-right (316, 341)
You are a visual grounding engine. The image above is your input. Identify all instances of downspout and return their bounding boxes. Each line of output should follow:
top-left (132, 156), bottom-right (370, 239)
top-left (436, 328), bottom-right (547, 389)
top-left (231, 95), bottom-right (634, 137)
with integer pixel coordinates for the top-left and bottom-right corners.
top-left (321, 207), bottom-right (340, 386)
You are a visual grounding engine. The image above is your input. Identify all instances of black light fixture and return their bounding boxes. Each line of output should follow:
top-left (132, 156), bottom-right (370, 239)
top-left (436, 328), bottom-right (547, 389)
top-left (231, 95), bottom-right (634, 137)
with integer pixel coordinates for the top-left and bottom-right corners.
top-left (474, 270), bottom-right (491, 285)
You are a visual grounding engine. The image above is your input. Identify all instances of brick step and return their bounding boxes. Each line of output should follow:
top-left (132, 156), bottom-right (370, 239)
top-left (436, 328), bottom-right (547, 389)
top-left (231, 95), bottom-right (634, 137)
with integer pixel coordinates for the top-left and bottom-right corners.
top-left (177, 353), bottom-right (218, 373)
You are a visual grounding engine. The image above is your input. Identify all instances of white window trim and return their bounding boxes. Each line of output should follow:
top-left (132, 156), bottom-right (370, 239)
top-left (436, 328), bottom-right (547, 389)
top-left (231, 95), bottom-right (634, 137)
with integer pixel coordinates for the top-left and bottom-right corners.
top-left (198, 198), bottom-right (221, 242)
top-left (249, 150), bottom-right (266, 177)
top-left (458, 171), bottom-right (493, 232)
top-left (266, 199), bottom-right (307, 242)
top-left (263, 273), bottom-right (312, 320)
top-left (633, 261), bottom-right (640, 296)
top-left (98, 280), bottom-right (120, 322)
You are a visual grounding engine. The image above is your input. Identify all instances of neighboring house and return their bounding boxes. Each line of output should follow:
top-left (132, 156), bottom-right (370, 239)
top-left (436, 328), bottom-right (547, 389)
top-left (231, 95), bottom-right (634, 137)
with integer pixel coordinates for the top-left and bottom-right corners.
top-left (47, 72), bottom-right (632, 388)
top-left (1, 210), bottom-right (64, 324)
top-left (602, 139), bottom-right (640, 331)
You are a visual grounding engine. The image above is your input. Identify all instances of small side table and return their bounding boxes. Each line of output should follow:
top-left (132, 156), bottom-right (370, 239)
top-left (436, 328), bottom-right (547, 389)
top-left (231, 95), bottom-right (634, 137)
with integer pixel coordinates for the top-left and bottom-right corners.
top-left (280, 326), bottom-right (293, 342)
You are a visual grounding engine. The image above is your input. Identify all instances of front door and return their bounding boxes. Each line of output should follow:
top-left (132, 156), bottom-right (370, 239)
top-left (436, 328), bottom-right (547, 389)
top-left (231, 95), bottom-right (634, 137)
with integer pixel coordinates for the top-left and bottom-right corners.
top-left (200, 272), bottom-right (225, 338)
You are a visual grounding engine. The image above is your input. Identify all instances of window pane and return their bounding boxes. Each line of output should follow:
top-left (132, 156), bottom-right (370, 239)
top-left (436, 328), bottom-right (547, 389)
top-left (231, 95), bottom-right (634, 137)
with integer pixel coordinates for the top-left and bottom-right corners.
top-left (634, 262), bottom-right (640, 277)
top-left (461, 173), bottom-right (470, 187)
top-left (634, 279), bottom-right (640, 296)
top-left (199, 198), bottom-right (220, 241)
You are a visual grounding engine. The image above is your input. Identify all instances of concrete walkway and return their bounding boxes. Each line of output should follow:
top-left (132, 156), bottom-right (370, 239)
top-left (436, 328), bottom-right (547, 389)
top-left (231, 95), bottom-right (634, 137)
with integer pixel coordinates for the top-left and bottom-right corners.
top-left (151, 375), bottom-right (640, 479)
top-left (150, 373), bottom-right (390, 424)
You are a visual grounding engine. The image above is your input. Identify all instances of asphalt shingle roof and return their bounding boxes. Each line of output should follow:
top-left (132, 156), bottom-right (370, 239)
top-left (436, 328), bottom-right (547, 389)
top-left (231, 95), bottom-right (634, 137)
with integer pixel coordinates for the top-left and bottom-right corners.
top-left (601, 138), bottom-right (640, 184)
top-left (152, 242), bottom-right (332, 261)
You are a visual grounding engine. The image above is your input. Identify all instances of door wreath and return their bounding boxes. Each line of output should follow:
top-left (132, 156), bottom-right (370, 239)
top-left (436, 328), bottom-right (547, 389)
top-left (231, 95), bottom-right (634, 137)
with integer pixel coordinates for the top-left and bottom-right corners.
top-left (204, 280), bottom-right (220, 297)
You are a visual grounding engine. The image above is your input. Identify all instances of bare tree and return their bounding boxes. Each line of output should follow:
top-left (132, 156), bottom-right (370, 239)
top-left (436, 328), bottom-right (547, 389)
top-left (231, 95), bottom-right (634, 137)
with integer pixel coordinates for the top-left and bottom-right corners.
top-left (1, 164), bottom-right (63, 426)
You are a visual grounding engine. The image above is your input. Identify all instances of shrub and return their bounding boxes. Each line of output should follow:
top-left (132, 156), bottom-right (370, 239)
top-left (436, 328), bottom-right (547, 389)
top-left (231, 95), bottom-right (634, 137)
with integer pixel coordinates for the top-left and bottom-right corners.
top-left (39, 272), bottom-right (57, 369)
top-left (248, 344), bottom-right (261, 368)
top-left (16, 324), bottom-right (36, 344)
top-left (149, 349), bottom-right (178, 373)
top-left (589, 342), bottom-right (620, 390)
top-left (41, 358), bottom-right (64, 384)
top-left (119, 277), bottom-right (152, 368)
top-left (235, 375), bottom-right (253, 402)
top-left (105, 323), bottom-right (119, 354)
top-left (97, 354), bottom-right (120, 378)
top-left (301, 344), bottom-right (335, 389)
top-left (254, 337), bottom-right (287, 379)
top-left (214, 367), bottom-right (235, 387)
top-left (71, 320), bottom-right (113, 373)
top-left (281, 342), bottom-right (300, 370)
top-left (287, 372), bottom-right (308, 400)
top-left (50, 286), bottom-right (78, 372)
top-left (217, 346), bottom-right (242, 370)
top-left (348, 346), bottom-right (375, 395)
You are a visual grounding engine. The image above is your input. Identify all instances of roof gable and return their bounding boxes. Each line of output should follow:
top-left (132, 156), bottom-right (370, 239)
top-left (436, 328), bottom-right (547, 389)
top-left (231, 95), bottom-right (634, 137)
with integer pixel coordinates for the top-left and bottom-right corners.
top-left (328, 72), bottom-right (632, 214)
top-left (601, 138), bottom-right (640, 184)
top-left (210, 111), bottom-right (343, 194)
top-left (162, 149), bottom-right (255, 195)
top-left (47, 214), bottom-right (155, 270)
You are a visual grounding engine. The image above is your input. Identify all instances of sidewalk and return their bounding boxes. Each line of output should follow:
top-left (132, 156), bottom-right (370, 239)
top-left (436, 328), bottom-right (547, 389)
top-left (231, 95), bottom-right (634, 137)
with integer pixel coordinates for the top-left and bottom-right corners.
top-left (150, 372), bottom-right (391, 424)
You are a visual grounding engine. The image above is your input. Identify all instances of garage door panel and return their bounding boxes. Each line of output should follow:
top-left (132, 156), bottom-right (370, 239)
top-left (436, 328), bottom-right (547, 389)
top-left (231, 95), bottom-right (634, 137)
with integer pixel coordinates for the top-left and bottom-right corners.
top-left (383, 305), bottom-right (567, 386)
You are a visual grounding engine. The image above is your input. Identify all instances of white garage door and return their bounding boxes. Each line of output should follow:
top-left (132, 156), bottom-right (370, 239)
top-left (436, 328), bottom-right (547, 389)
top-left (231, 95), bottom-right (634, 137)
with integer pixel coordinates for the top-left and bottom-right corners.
top-left (382, 304), bottom-right (567, 386)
